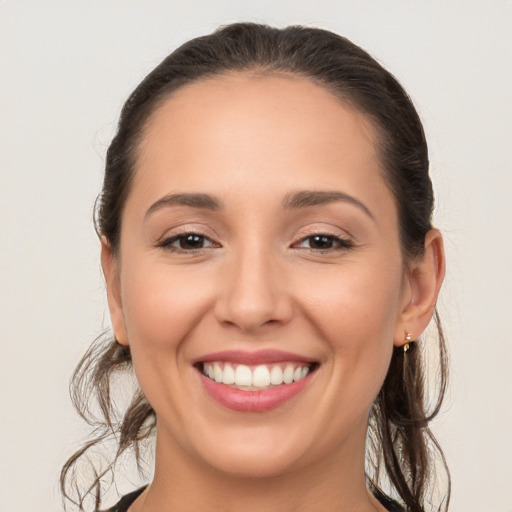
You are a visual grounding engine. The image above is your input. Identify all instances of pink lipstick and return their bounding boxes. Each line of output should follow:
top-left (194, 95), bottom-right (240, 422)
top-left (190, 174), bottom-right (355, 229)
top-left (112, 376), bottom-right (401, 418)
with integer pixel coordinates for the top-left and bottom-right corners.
top-left (195, 350), bottom-right (318, 412)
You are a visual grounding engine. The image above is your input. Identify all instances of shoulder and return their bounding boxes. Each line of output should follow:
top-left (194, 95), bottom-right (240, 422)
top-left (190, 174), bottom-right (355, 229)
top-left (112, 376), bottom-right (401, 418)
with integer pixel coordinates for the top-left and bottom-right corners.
top-left (101, 487), bottom-right (147, 512)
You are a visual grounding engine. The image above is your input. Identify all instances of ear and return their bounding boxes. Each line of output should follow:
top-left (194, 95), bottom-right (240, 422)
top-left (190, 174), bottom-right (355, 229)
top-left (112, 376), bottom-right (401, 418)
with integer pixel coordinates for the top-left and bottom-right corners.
top-left (394, 229), bottom-right (445, 347)
top-left (100, 237), bottom-right (129, 346)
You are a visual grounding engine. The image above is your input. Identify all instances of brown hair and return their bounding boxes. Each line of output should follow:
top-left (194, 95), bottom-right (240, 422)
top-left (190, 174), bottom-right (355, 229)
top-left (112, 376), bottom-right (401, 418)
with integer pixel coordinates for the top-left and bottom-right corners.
top-left (61, 23), bottom-right (450, 511)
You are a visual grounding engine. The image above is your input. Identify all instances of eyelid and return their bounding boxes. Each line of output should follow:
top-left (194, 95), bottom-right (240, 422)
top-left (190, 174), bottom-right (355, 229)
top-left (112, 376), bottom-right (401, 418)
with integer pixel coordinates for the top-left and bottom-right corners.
top-left (155, 223), bottom-right (222, 253)
top-left (292, 234), bottom-right (353, 250)
top-left (290, 226), bottom-right (355, 252)
top-left (155, 221), bottom-right (219, 242)
top-left (160, 232), bottom-right (216, 246)
top-left (292, 224), bottom-right (353, 241)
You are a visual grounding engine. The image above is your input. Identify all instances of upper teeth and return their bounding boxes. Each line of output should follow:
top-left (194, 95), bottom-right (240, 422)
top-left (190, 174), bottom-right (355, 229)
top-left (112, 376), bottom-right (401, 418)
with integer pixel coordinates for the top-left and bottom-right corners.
top-left (202, 362), bottom-right (310, 389)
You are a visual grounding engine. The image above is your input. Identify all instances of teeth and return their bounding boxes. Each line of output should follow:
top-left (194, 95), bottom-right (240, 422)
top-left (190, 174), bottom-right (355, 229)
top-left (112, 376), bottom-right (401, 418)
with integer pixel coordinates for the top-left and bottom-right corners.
top-left (234, 365), bottom-right (252, 386)
top-left (283, 365), bottom-right (294, 384)
top-left (253, 365), bottom-right (271, 387)
top-left (222, 364), bottom-right (235, 385)
top-left (213, 362), bottom-right (223, 383)
top-left (270, 365), bottom-right (283, 385)
top-left (202, 362), bottom-right (311, 389)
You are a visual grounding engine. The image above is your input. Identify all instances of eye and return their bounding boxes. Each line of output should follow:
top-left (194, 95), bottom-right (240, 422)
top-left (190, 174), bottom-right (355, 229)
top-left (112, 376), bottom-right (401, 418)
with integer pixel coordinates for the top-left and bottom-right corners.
top-left (159, 232), bottom-right (218, 252)
top-left (293, 234), bottom-right (353, 251)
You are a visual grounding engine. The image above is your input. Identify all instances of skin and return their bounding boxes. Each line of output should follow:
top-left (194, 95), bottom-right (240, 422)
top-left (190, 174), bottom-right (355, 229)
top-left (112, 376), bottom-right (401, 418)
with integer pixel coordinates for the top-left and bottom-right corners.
top-left (102, 73), bottom-right (445, 512)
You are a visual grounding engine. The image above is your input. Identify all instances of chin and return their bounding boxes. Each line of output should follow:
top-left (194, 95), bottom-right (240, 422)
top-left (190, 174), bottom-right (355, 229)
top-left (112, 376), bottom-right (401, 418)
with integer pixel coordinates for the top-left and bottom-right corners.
top-left (201, 444), bottom-right (307, 480)
top-left (183, 418), bottom-right (325, 480)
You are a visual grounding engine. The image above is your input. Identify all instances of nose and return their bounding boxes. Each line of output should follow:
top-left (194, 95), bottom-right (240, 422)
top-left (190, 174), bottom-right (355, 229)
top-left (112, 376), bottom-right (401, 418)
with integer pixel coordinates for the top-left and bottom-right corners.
top-left (214, 245), bottom-right (293, 333)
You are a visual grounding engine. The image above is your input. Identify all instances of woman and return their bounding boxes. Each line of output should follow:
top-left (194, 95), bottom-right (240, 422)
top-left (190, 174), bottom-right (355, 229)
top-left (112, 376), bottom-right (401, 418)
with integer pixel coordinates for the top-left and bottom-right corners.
top-left (61, 23), bottom-right (450, 512)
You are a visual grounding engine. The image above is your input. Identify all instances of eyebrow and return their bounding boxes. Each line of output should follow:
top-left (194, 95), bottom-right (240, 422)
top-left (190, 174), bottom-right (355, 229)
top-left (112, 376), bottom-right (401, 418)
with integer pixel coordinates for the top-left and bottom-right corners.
top-left (282, 190), bottom-right (374, 220)
top-left (145, 193), bottom-right (223, 218)
top-left (144, 190), bottom-right (374, 220)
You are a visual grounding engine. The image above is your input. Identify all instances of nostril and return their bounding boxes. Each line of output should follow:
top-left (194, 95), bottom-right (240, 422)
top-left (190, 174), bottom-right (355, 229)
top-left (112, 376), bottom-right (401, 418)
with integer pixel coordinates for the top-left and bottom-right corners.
top-left (214, 300), bottom-right (293, 333)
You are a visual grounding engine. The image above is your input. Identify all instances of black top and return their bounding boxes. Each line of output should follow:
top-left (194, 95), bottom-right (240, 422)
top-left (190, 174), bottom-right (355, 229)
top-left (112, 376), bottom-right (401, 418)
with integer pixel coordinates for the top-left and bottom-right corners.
top-left (102, 487), bottom-right (146, 512)
top-left (102, 485), bottom-right (405, 511)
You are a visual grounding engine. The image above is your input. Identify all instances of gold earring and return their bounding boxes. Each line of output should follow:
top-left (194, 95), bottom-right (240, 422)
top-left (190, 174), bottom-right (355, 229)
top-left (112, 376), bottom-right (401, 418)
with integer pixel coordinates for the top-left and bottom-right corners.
top-left (403, 331), bottom-right (412, 352)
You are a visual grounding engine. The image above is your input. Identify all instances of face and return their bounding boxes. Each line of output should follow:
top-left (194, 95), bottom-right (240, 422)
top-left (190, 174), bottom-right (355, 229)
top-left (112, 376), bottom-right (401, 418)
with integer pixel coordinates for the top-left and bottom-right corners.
top-left (104, 73), bottom-right (416, 478)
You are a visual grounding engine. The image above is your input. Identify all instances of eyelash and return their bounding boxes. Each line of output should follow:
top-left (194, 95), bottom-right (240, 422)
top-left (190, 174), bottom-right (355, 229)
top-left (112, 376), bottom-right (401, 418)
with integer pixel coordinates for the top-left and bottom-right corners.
top-left (157, 232), bottom-right (219, 252)
top-left (291, 233), bottom-right (354, 252)
top-left (157, 231), bottom-right (354, 253)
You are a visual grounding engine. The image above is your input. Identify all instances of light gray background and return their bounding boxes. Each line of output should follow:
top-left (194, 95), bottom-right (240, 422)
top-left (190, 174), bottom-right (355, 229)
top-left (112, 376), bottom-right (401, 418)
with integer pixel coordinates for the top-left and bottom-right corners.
top-left (1, 1), bottom-right (511, 510)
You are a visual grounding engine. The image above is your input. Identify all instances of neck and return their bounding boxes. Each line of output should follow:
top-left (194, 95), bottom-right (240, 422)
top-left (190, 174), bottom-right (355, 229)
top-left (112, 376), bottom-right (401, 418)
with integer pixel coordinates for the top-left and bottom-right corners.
top-left (134, 424), bottom-right (384, 512)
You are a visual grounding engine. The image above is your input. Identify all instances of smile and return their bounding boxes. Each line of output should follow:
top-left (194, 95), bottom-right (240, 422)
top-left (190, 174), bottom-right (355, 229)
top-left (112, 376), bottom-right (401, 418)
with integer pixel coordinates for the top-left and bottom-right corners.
top-left (202, 362), bottom-right (312, 390)
top-left (196, 350), bottom-right (319, 412)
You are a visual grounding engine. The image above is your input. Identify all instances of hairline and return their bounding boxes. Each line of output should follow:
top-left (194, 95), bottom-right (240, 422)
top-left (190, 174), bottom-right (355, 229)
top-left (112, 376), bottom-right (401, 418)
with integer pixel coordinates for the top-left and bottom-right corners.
top-left (115, 68), bottom-right (405, 259)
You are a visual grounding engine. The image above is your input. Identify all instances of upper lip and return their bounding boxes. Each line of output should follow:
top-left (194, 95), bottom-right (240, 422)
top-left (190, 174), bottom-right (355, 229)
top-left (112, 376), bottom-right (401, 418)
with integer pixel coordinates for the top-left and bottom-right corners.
top-left (194, 349), bottom-right (318, 365)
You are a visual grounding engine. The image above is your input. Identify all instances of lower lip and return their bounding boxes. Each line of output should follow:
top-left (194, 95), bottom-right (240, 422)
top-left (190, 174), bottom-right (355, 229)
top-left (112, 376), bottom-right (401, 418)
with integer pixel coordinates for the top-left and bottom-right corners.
top-left (200, 373), bottom-right (313, 412)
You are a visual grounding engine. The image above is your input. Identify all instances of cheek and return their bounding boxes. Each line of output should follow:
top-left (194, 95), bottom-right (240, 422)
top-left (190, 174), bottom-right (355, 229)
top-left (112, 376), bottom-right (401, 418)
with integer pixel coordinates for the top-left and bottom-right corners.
top-left (120, 260), bottom-right (214, 354)
top-left (303, 262), bottom-right (402, 339)
top-left (117, 260), bottom-right (218, 420)
top-left (299, 260), bottom-right (402, 390)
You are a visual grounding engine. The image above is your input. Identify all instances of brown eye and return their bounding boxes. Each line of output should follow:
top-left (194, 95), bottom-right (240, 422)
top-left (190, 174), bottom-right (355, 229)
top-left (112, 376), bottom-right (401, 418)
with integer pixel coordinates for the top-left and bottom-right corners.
top-left (294, 234), bottom-right (353, 251)
top-left (308, 235), bottom-right (336, 249)
top-left (159, 233), bottom-right (217, 252)
top-left (178, 234), bottom-right (207, 249)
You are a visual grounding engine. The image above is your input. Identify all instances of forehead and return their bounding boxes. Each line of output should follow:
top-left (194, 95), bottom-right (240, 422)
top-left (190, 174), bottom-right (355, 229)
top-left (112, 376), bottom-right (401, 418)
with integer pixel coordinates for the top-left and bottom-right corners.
top-left (129, 72), bottom-right (393, 220)
top-left (139, 72), bottom-right (380, 162)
